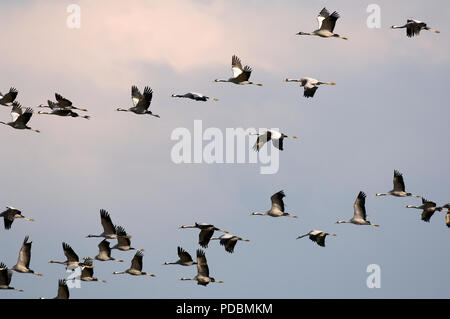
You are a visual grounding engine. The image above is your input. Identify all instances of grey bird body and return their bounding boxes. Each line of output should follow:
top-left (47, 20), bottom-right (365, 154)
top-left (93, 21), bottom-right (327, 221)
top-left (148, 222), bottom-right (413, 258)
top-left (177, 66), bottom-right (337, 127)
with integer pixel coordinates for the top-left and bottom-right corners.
top-left (0, 103), bottom-right (40, 133)
top-left (297, 230), bottom-right (336, 247)
top-left (164, 247), bottom-right (197, 266)
top-left (113, 251), bottom-right (155, 277)
top-left (211, 233), bottom-right (250, 253)
top-left (180, 249), bottom-right (224, 286)
top-left (179, 223), bottom-right (229, 248)
top-left (214, 55), bottom-right (262, 86)
top-left (391, 19), bottom-right (440, 37)
top-left (297, 8), bottom-right (348, 40)
top-left (336, 191), bottom-right (379, 226)
top-left (10, 236), bottom-right (43, 276)
top-left (375, 170), bottom-right (421, 198)
top-left (116, 85), bottom-right (160, 117)
top-left (251, 190), bottom-right (299, 218)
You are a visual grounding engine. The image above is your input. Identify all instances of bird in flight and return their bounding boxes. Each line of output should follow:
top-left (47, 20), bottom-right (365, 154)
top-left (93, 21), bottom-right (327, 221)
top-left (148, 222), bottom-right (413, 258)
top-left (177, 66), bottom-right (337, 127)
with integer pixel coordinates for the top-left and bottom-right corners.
top-left (297, 7), bottom-right (348, 40)
top-left (116, 85), bottom-right (160, 117)
top-left (251, 190), bottom-right (299, 218)
top-left (250, 129), bottom-right (298, 152)
top-left (297, 230), bottom-right (336, 247)
top-left (284, 77), bottom-right (336, 98)
top-left (171, 92), bottom-right (219, 102)
top-left (336, 191), bottom-right (379, 226)
top-left (391, 19), bottom-right (440, 37)
top-left (0, 103), bottom-right (40, 133)
top-left (0, 87), bottom-right (18, 106)
top-left (214, 55), bottom-right (263, 86)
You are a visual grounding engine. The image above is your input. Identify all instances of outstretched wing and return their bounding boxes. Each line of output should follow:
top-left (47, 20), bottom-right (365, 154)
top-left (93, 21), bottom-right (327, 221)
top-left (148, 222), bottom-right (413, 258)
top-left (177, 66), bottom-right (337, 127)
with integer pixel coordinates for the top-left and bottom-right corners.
top-left (100, 209), bottom-right (116, 235)
top-left (16, 106), bottom-right (33, 125)
top-left (231, 55), bottom-right (244, 78)
top-left (130, 251), bottom-right (143, 271)
top-left (271, 190), bottom-right (285, 212)
top-left (0, 87), bottom-right (18, 105)
top-left (235, 65), bottom-right (252, 82)
top-left (56, 279), bottom-right (69, 299)
top-left (407, 20), bottom-right (425, 37)
top-left (62, 242), bottom-right (79, 262)
top-left (253, 131), bottom-right (271, 152)
top-left (303, 85), bottom-right (318, 98)
top-left (353, 191), bottom-right (367, 220)
top-left (199, 228), bottom-right (214, 248)
top-left (320, 11), bottom-right (340, 32)
top-left (316, 7), bottom-right (330, 29)
top-left (131, 85), bottom-right (142, 106)
top-left (10, 102), bottom-right (23, 122)
top-left (196, 249), bottom-right (209, 277)
top-left (393, 170), bottom-right (406, 192)
top-left (272, 136), bottom-right (284, 151)
top-left (177, 247), bottom-right (194, 263)
top-left (55, 93), bottom-right (73, 107)
top-left (18, 236), bottom-right (32, 268)
top-left (134, 86), bottom-right (153, 111)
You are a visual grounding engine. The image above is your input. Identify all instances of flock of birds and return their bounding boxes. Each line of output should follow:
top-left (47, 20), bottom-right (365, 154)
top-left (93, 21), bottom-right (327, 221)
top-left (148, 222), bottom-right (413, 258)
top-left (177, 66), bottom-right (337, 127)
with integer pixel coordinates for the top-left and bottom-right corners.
top-left (0, 7), bottom-right (446, 298)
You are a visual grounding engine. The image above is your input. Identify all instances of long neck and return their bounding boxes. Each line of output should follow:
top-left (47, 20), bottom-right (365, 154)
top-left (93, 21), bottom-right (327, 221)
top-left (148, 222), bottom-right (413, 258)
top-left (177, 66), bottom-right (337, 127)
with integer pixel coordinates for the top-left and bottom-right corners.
top-left (214, 79), bottom-right (228, 83)
top-left (285, 78), bottom-right (300, 82)
top-left (112, 271), bottom-right (125, 274)
top-left (391, 25), bottom-right (406, 29)
top-left (116, 108), bottom-right (128, 112)
top-left (297, 31), bottom-right (314, 36)
top-left (375, 193), bottom-right (388, 197)
top-left (180, 225), bottom-right (196, 229)
top-left (405, 205), bottom-right (420, 209)
top-left (252, 212), bottom-right (267, 216)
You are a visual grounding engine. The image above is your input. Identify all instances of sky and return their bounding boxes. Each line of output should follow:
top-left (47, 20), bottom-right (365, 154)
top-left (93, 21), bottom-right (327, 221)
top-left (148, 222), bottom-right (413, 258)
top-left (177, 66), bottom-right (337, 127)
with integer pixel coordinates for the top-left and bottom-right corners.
top-left (0, 0), bottom-right (449, 299)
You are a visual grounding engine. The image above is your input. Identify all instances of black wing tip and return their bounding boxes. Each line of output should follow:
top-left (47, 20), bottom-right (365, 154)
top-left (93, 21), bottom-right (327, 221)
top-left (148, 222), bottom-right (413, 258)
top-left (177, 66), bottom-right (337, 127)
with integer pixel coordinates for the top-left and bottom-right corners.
top-left (394, 169), bottom-right (402, 176)
top-left (0, 262), bottom-right (6, 269)
top-left (358, 191), bottom-right (367, 198)
top-left (330, 11), bottom-right (340, 19)
top-left (115, 225), bottom-right (126, 233)
top-left (100, 209), bottom-right (109, 216)
top-left (196, 249), bottom-right (206, 257)
top-left (143, 86), bottom-right (153, 94)
top-left (58, 279), bottom-right (67, 286)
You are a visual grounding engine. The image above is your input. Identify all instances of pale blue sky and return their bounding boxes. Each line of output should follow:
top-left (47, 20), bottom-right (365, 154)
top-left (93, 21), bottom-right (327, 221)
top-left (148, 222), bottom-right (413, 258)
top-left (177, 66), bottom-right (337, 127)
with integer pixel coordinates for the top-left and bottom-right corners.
top-left (0, 0), bottom-right (449, 299)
